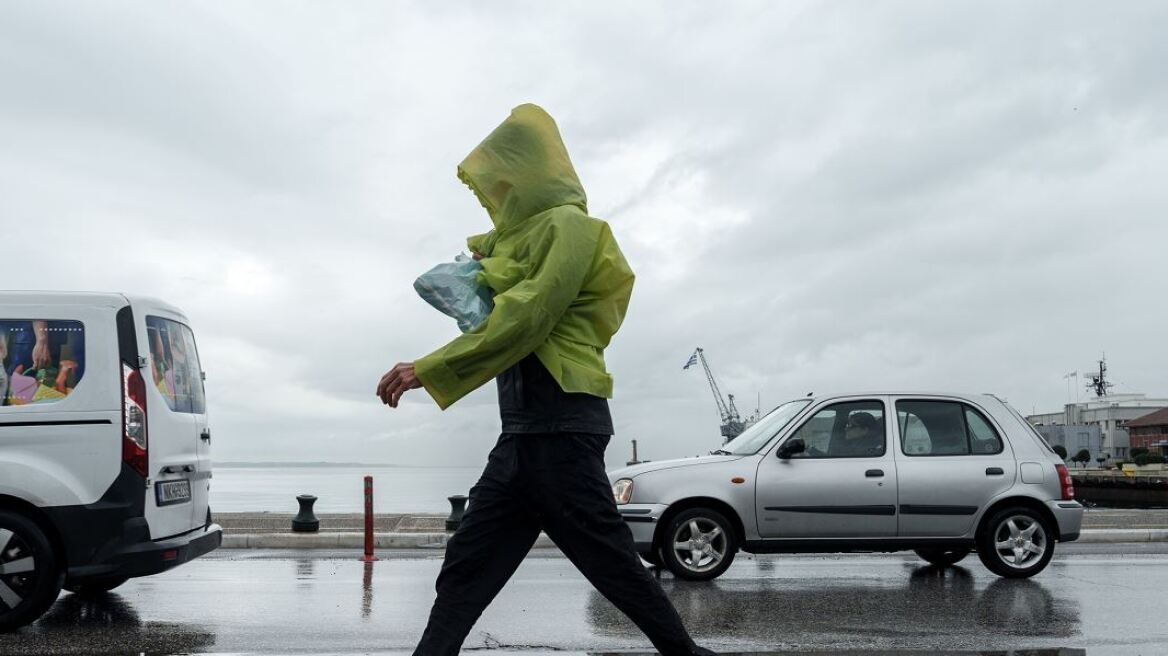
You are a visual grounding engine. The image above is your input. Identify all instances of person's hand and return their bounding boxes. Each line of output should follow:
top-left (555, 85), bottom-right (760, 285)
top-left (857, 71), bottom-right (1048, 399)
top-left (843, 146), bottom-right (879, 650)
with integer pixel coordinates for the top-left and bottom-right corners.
top-left (377, 362), bottom-right (422, 408)
top-left (471, 251), bottom-right (484, 261)
top-left (32, 341), bottom-right (52, 369)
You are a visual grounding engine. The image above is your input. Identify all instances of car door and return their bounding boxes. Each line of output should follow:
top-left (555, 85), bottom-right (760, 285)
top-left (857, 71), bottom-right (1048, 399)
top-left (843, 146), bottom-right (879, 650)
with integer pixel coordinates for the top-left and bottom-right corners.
top-left (755, 397), bottom-right (898, 538)
top-left (893, 397), bottom-right (1017, 538)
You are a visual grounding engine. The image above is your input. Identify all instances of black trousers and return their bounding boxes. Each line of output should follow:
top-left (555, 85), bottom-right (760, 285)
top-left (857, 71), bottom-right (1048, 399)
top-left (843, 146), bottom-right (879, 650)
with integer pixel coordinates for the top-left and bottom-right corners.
top-left (413, 433), bottom-right (712, 655)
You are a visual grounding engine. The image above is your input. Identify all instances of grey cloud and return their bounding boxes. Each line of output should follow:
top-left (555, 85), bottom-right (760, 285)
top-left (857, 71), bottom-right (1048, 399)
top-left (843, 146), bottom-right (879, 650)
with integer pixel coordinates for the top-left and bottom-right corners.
top-left (2, 0), bottom-right (1165, 468)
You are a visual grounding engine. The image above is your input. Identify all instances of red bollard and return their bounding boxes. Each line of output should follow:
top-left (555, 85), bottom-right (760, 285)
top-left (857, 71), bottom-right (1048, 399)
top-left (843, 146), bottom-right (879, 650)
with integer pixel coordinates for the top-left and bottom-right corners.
top-left (361, 475), bottom-right (378, 562)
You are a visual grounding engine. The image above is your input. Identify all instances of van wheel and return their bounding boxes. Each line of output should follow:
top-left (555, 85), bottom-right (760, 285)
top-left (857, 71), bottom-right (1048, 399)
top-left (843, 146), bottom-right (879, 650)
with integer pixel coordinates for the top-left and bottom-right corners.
top-left (65, 577), bottom-right (129, 596)
top-left (660, 507), bottom-right (737, 581)
top-left (914, 548), bottom-right (969, 567)
top-left (0, 510), bottom-right (64, 632)
top-left (976, 507), bottom-right (1055, 578)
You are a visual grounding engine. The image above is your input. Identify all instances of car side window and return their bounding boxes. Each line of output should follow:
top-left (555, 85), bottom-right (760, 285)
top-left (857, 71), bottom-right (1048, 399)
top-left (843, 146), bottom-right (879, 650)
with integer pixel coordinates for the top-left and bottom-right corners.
top-left (896, 400), bottom-right (1003, 456)
top-left (789, 400), bottom-right (885, 458)
top-left (1, 319), bottom-right (86, 408)
top-left (965, 407), bottom-right (1004, 454)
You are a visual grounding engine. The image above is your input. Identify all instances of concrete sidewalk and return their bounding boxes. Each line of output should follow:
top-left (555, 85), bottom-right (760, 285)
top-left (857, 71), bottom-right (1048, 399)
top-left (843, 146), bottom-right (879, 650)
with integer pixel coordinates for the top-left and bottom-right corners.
top-left (215, 509), bottom-right (1168, 549)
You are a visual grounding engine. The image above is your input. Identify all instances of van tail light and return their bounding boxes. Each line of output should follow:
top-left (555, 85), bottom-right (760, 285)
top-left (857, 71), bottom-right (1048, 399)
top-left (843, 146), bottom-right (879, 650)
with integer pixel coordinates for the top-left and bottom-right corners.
top-left (1055, 463), bottom-right (1074, 500)
top-left (122, 362), bottom-right (148, 477)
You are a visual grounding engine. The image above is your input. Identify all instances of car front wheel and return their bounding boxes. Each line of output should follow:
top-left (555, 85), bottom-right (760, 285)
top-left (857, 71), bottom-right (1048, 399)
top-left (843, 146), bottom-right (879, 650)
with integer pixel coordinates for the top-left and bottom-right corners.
top-left (0, 510), bottom-right (64, 632)
top-left (976, 507), bottom-right (1055, 578)
top-left (660, 507), bottom-right (737, 581)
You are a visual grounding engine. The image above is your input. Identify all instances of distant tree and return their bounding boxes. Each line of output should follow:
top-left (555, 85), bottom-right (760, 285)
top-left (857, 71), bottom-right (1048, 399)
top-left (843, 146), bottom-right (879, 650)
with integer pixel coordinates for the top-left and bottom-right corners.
top-left (1052, 445), bottom-right (1068, 460)
top-left (1131, 447), bottom-right (1149, 459)
top-left (1072, 449), bottom-right (1091, 468)
top-left (1096, 453), bottom-right (1110, 466)
top-left (1136, 453), bottom-right (1165, 466)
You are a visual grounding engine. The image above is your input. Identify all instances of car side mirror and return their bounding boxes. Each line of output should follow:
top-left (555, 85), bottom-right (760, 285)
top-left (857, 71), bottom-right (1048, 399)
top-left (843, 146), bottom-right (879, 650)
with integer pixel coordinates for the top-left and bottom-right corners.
top-left (777, 438), bottom-right (806, 459)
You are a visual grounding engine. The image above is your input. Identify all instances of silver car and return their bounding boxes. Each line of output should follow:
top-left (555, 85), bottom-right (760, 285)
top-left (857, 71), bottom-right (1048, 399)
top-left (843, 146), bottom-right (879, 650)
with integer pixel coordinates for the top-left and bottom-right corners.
top-left (609, 392), bottom-right (1083, 581)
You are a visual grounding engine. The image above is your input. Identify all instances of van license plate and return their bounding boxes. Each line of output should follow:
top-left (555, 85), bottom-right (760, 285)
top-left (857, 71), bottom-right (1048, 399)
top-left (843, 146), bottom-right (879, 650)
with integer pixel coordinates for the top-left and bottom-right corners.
top-left (156, 480), bottom-right (191, 506)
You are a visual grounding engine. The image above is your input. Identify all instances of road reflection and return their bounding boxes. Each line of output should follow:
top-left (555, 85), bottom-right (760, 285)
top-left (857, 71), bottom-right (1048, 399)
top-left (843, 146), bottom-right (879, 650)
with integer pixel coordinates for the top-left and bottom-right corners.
top-left (14, 590), bottom-right (217, 655)
top-left (362, 561), bottom-right (375, 619)
top-left (589, 564), bottom-right (1080, 644)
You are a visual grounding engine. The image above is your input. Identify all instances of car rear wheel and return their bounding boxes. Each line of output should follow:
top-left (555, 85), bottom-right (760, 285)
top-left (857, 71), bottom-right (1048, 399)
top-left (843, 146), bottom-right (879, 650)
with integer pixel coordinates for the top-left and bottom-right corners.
top-left (914, 548), bottom-right (970, 567)
top-left (65, 576), bottom-right (129, 596)
top-left (976, 507), bottom-right (1055, 578)
top-left (0, 510), bottom-right (64, 632)
top-left (660, 507), bottom-right (736, 581)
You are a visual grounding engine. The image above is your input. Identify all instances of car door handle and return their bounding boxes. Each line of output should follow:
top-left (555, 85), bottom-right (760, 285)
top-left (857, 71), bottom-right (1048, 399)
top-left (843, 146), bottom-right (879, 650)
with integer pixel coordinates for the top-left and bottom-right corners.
top-left (200, 429), bottom-right (211, 443)
top-left (865, 469), bottom-right (884, 478)
top-left (986, 467), bottom-right (1004, 476)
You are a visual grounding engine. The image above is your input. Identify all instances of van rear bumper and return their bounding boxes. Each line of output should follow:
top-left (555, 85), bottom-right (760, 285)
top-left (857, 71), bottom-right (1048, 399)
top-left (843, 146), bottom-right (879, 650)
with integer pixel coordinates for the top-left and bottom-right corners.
top-left (67, 524), bottom-right (222, 581)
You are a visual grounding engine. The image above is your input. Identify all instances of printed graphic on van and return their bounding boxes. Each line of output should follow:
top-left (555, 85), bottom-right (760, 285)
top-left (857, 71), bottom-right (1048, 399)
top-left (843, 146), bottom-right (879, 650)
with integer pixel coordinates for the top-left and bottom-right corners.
top-left (146, 316), bottom-right (205, 414)
top-left (0, 320), bottom-right (86, 406)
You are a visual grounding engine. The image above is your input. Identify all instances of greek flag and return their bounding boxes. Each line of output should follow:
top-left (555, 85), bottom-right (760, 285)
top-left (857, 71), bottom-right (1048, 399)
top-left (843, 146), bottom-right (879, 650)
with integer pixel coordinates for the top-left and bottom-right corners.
top-left (683, 353), bottom-right (698, 370)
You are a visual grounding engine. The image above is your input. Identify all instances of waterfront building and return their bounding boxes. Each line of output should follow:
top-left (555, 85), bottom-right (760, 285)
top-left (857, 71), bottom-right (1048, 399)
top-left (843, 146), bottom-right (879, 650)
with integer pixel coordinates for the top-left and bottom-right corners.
top-left (1033, 424), bottom-right (1106, 464)
top-left (1026, 394), bottom-right (1168, 461)
top-left (1126, 408), bottom-right (1168, 455)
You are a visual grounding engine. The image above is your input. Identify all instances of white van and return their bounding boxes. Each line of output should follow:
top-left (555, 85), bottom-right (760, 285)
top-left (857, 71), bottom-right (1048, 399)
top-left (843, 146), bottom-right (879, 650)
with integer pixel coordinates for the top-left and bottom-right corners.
top-left (0, 292), bottom-right (221, 631)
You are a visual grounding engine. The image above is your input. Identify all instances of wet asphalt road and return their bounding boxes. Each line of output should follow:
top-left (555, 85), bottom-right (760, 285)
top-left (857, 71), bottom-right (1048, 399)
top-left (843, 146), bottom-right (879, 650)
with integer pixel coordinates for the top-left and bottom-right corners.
top-left (3, 544), bottom-right (1167, 655)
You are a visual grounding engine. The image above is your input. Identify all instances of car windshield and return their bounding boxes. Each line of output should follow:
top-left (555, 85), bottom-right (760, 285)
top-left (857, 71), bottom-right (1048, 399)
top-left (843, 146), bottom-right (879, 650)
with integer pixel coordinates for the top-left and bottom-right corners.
top-left (722, 400), bottom-right (811, 455)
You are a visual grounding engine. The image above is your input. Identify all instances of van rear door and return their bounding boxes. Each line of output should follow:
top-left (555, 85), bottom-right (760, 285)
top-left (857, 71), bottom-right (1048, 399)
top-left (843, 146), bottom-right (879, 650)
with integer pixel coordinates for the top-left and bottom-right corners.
top-left (182, 326), bottom-right (211, 529)
top-left (138, 307), bottom-right (207, 540)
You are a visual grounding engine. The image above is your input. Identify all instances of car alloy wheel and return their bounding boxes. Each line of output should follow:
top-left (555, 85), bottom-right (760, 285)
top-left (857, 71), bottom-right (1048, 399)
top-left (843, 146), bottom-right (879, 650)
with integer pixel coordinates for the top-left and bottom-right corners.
top-left (659, 506), bottom-right (737, 581)
top-left (671, 517), bottom-right (728, 574)
top-left (991, 514), bottom-right (1047, 569)
top-left (976, 506), bottom-right (1055, 579)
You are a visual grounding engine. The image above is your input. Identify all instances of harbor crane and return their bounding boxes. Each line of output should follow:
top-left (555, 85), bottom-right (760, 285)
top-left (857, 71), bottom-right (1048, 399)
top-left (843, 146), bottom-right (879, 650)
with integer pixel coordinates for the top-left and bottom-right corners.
top-left (686, 347), bottom-right (757, 442)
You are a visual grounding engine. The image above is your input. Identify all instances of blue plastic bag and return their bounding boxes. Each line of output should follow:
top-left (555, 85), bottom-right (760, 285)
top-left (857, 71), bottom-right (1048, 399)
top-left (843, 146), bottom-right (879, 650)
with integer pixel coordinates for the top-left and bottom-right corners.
top-left (413, 254), bottom-right (494, 333)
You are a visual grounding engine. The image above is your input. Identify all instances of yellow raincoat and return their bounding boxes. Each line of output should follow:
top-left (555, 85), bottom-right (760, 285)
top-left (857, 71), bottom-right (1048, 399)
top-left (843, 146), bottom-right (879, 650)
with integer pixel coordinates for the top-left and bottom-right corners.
top-left (415, 104), bottom-right (635, 410)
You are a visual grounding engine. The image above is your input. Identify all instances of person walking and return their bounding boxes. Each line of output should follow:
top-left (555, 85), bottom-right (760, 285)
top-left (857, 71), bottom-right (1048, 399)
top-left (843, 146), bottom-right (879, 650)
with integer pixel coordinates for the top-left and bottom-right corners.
top-left (377, 104), bottom-right (715, 656)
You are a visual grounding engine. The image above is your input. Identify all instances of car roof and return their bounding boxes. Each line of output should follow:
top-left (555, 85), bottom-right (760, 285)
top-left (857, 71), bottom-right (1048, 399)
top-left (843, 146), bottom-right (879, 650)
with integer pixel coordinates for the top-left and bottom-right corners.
top-left (803, 391), bottom-right (1004, 404)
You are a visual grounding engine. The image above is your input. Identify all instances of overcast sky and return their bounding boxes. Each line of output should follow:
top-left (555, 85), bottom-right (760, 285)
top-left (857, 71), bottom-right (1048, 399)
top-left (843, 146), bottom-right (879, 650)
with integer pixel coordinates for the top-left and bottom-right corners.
top-left (3, 1), bottom-right (1165, 468)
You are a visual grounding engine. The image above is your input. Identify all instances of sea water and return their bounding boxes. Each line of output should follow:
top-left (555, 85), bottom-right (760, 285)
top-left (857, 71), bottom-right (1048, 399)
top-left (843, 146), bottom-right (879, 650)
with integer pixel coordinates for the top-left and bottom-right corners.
top-left (210, 464), bottom-right (482, 514)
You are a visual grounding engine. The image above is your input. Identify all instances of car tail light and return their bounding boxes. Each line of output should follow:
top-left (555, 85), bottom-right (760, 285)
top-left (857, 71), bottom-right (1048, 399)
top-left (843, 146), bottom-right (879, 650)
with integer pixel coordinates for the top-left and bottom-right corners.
top-left (1055, 463), bottom-right (1074, 500)
top-left (122, 362), bottom-right (148, 477)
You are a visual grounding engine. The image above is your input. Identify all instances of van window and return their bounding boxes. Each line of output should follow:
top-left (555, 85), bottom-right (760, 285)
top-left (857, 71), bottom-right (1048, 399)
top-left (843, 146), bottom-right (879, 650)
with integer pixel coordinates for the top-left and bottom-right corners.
top-left (896, 400), bottom-right (1004, 456)
top-left (146, 316), bottom-right (205, 414)
top-left (0, 320), bottom-right (86, 407)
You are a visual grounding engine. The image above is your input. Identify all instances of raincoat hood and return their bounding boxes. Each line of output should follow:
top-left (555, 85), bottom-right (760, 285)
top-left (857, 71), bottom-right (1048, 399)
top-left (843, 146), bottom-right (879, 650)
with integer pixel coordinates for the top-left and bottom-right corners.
top-left (458, 103), bottom-right (588, 232)
top-left (415, 104), bottom-right (635, 411)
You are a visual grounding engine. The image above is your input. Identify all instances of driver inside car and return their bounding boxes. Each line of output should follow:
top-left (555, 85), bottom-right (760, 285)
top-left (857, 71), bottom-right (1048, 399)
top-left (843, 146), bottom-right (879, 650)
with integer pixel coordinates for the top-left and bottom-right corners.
top-left (829, 411), bottom-right (884, 457)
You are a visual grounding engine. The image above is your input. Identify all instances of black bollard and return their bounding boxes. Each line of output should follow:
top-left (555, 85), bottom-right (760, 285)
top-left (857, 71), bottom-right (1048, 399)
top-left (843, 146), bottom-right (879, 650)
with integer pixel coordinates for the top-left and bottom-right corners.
top-left (446, 495), bottom-right (468, 532)
top-left (292, 494), bottom-right (320, 533)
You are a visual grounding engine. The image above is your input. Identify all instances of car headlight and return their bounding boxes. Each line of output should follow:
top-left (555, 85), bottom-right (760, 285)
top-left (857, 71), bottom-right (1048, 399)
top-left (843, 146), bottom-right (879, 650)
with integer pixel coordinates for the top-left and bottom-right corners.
top-left (612, 478), bottom-right (634, 505)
